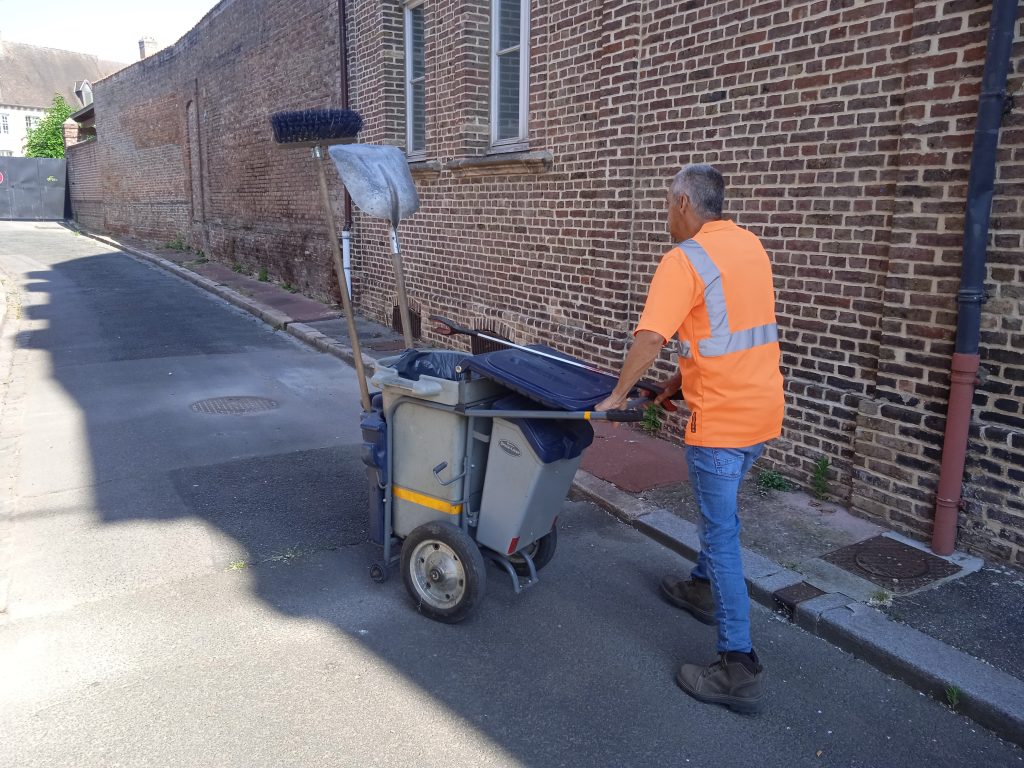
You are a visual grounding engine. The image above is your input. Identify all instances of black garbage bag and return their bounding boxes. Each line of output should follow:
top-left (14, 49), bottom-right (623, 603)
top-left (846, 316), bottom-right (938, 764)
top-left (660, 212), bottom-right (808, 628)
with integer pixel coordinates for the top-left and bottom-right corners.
top-left (380, 349), bottom-right (471, 382)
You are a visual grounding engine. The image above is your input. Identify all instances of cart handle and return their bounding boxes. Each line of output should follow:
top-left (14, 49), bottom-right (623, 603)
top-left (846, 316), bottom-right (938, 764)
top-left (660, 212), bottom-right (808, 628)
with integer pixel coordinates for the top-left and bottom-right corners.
top-left (462, 407), bottom-right (644, 422)
top-left (595, 409), bottom-right (644, 423)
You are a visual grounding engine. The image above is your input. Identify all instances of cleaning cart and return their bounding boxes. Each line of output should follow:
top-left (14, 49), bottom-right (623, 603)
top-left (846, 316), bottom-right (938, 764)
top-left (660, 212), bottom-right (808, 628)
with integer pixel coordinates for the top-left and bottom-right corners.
top-left (288, 134), bottom-right (644, 622)
top-left (360, 345), bottom-right (642, 623)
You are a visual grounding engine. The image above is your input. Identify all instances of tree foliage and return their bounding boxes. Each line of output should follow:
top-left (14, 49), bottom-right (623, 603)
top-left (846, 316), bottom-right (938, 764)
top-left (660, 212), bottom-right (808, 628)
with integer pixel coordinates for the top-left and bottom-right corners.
top-left (24, 95), bottom-right (75, 158)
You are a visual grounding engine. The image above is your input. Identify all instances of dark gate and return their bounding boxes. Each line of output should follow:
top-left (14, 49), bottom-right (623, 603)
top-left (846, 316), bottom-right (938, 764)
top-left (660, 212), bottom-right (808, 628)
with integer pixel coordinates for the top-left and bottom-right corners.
top-left (0, 157), bottom-right (69, 220)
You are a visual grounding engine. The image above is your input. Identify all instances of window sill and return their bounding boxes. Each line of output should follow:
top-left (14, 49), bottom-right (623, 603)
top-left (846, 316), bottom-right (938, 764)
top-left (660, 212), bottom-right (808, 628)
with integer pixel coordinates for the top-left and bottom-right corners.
top-left (408, 159), bottom-right (443, 177)
top-left (446, 150), bottom-right (552, 177)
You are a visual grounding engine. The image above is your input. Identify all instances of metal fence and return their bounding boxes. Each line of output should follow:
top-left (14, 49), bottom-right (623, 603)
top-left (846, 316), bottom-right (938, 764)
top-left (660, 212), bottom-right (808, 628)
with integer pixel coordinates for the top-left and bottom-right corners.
top-left (0, 157), bottom-right (69, 220)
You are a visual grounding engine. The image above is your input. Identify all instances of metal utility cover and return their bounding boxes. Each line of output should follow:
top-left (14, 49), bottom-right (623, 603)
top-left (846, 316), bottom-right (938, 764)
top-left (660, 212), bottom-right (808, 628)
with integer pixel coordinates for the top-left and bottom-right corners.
top-left (821, 536), bottom-right (961, 594)
top-left (773, 581), bottom-right (826, 618)
top-left (190, 396), bottom-right (279, 415)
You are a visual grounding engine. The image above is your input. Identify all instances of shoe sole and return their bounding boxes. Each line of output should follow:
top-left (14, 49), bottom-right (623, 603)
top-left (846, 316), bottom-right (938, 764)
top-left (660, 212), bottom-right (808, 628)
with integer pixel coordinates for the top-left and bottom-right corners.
top-left (659, 581), bottom-right (717, 626)
top-left (675, 668), bottom-right (764, 715)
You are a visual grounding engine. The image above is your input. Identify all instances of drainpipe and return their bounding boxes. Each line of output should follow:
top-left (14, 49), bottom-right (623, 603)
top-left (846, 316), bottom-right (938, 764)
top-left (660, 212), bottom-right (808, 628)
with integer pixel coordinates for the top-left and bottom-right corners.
top-left (932, 0), bottom-right (1019, 556)
top-left (338, 0), bottom-right (354, 299)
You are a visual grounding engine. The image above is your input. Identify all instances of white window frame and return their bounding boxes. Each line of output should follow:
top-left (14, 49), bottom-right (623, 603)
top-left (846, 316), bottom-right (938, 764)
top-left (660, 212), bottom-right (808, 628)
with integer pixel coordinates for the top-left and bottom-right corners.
top-left (404, 0), bottom-right (426, 159)
top-left (490, 0), bottom-right (530, 149)
top-left (0, 114), bottom-right (8, 134)
top-left (26, 115), bottom-right (40, 132)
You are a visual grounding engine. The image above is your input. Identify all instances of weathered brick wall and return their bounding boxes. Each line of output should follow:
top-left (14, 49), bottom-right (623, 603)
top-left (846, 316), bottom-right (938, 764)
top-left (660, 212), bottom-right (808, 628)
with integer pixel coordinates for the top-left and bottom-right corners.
top-left (66, 140), bottom-right (103, 231)
top-left (68, 0), bottom-right (1024, 564)
top-left (76, 0), bottom-right (349, 299)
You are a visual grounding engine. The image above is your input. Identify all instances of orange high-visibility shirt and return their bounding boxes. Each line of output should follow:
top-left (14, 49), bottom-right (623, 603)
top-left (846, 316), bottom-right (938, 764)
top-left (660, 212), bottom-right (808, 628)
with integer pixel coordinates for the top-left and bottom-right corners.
top-left (635, 219), bottom-right (784, 447)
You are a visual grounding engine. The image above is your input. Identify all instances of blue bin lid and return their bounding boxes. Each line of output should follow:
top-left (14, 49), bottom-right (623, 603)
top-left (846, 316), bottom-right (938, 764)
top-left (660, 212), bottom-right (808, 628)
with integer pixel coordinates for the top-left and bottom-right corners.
top-left (460, 346), bottom-right (617, 410)
top-left (492, 395), bottom-right (595, 464)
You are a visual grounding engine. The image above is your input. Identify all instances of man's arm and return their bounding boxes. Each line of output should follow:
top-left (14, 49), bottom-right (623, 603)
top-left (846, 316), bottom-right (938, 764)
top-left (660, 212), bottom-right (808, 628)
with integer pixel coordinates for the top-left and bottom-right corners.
top-left (594, 330), bottom-right (666, 411)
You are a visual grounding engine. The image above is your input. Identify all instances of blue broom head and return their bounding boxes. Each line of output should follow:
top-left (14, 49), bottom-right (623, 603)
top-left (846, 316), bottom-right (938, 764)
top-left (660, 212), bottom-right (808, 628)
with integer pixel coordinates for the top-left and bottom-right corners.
top-left (270, 108), bottom-right (364, 144)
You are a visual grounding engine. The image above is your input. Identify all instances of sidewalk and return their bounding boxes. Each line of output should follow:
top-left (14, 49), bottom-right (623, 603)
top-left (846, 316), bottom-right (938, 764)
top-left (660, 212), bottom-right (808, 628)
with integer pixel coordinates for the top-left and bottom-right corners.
top-left (73, 225), bottom-right (1024, 747)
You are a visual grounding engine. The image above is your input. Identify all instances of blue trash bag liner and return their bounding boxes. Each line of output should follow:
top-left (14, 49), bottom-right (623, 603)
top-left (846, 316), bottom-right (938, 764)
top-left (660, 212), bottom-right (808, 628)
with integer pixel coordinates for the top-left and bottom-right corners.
top-left (460, 346), bottom-right (618, 410)
top-left (491, 394), bottom-right (595, 463)
top-left (378, 349), bottom-right (471, 381)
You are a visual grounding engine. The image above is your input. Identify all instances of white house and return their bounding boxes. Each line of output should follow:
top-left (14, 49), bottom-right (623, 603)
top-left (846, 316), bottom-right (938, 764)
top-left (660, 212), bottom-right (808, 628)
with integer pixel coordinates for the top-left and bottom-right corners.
top-left (0, 34), bottom-right (124, 156)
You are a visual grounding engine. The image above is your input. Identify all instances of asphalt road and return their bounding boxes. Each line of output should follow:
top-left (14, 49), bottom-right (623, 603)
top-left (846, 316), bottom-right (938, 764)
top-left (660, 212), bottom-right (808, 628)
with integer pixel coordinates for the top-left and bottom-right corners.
top-left (1, 222), bottom-right (1021, 767)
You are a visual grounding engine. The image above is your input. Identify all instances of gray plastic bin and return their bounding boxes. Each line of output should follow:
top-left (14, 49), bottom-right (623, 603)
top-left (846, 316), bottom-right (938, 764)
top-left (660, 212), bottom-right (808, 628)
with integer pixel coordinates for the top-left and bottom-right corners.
top-left (371, 351), bottom-right (506, 539)
top-left (475, 396), bottom-right (594, 556)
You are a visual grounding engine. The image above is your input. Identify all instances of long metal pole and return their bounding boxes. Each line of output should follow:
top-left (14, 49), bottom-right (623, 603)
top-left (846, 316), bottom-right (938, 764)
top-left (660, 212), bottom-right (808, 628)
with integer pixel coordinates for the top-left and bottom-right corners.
top-left (314, 145), bottom-right (372, 412)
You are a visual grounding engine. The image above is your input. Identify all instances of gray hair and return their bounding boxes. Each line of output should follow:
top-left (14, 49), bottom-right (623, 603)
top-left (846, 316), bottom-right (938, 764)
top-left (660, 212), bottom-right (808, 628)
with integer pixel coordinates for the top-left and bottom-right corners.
top-left (670, 164), bottom-right (725, 219)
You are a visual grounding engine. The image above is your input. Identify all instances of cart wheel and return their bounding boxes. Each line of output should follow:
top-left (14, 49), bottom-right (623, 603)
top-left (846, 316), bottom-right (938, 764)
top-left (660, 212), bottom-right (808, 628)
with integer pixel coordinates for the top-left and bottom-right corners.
top-left (369, 562), bottom-right (390, 583)
top-left (401, 522), bottom-right (486, 623)
top-left (509, 526), bottom-right (557, 577)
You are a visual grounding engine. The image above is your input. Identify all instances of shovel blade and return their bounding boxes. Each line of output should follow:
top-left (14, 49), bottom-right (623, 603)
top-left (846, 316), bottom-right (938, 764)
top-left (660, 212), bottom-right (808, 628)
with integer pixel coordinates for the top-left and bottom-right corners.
top-left (327, 144), bottom-right (420, 225)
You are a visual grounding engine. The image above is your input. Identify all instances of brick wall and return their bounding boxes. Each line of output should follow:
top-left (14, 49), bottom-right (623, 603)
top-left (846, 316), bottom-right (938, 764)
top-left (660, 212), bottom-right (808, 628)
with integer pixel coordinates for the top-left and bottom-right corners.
top-left (68, 0), bottom-right (1024, 565)
top-left (66, 139), bottom-right (103, 230)
top-left (77, 0), bottom-right (350, 299)
top-left (346, 0), bottom-right (1024, 564)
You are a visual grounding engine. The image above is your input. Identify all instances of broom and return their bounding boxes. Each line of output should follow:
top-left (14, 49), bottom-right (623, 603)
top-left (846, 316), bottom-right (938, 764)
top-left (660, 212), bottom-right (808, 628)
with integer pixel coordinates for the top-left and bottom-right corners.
top-left (269, 108), bottom-right (372, 412)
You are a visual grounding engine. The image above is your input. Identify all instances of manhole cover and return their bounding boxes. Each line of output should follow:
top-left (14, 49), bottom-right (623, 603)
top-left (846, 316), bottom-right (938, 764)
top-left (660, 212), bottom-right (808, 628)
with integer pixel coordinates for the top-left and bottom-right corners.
top-left (190, 396), bottom-right (279, 415)
top-left (821, 536), bottom-right (960, 594)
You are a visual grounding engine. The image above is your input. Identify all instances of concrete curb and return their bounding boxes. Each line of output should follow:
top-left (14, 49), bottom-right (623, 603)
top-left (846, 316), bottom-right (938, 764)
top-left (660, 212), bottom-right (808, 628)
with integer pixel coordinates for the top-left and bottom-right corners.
top-left (70, 226), bottom-right (377, 373)
top-left (571, 469), bottom-right (1024, 747)
top-left (65, 223), bottom-right (1024, 746)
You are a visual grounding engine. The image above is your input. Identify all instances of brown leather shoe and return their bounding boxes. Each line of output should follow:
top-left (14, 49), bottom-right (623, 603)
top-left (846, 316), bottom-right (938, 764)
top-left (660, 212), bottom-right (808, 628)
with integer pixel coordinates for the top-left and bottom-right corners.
top-left (676, 652), bottom-right (766, 715)
top-left (659, 575), bottom-right (716, 625)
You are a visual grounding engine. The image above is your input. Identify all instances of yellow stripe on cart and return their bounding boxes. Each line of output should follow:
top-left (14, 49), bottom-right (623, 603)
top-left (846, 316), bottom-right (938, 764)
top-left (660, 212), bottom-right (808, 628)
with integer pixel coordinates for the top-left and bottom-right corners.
top-left (392, 485), bottom-right (462, 515)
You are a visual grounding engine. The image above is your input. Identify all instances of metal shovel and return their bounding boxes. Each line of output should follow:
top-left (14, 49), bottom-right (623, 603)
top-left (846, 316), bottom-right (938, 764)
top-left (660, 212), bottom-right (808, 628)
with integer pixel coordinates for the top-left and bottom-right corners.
top-left (328, 144), bottom-right (420, 349)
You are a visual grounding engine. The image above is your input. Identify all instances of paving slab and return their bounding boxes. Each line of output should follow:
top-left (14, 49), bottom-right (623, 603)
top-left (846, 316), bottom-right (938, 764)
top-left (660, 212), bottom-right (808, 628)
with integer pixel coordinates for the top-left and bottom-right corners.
top-left (581, 421), bottom-right (688, 492)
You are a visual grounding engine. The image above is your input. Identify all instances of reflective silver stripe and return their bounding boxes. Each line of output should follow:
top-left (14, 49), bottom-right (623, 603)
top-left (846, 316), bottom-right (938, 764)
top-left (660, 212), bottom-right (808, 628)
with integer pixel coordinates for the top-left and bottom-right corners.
top-left (677, 240), bottom-right (779, 358)
top-left (675, 339), bottom-right (692, 359)
top-left (699, 323), bottom-right (779, 357)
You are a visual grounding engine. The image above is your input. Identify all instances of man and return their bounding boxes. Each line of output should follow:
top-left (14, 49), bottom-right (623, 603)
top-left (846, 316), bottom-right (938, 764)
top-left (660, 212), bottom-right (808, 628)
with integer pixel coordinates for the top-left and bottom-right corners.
top-left (595, 164), bottom-right (784, 714)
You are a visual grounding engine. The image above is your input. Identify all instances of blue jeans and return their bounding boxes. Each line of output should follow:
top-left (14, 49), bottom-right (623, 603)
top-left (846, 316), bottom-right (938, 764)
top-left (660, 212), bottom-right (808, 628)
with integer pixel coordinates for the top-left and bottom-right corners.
top-left (685, 443), bottom-right (763, 654)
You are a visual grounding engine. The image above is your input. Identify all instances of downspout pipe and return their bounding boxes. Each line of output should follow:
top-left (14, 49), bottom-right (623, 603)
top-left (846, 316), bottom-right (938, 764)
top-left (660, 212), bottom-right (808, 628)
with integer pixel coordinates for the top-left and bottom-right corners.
top-left (932, 0), bottom-right (1019, 556)
top-left (339, 0), bottom-right (354, 298)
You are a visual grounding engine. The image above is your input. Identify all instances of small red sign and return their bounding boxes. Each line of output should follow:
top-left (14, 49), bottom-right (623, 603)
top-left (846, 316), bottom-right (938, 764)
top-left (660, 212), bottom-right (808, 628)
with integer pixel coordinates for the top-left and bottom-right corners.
top-left (0, 171), bottom-right (4, 185)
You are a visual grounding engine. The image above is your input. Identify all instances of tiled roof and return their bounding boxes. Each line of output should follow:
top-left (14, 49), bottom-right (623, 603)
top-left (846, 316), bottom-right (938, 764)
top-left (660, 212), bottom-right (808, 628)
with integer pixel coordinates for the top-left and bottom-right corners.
top-left (0, 40), bottom-right (126, 109)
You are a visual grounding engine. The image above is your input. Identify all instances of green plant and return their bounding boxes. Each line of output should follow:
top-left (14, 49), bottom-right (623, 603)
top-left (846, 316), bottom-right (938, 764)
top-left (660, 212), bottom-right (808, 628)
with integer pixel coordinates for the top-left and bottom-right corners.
top-left (811, 456), bottom-right (831, 500)
top-left (165, 235), bottom-right (188, 252)
top-left (228, 560), bottom-right (248, 571)
top-left (281, 281), bottom-right (299, 294)
top-left (258, 266), bottom-right (269, 282)
top-left (757, 469), bottom-right (792, 495)
top-left (945, 685), bottom-right (962, 710)
top-left (23, 94), bottom-right (74, 158)
top-left (868, 590), bottom-right (893, 608)
top-left (640, 403), bottom-right (662, 433)
top-left (231, 263), bottom-right (244, 273)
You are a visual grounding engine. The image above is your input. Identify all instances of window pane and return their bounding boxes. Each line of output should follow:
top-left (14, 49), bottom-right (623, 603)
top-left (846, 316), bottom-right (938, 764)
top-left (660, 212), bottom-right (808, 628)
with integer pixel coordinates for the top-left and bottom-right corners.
top-left (411, 80), bottom-right (426, 152)
top-left (496, 50), bottom-right (520, 141)
top-left (498, 0), bottom-right (521, 51)
top-left (410, 7), bottom-right (425, 80)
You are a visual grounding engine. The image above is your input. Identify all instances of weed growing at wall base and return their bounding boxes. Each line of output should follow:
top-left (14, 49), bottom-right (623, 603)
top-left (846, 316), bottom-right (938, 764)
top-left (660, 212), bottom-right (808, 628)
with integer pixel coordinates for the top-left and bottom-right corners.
top-left (757, 469), bottom-right (792, 496)
top-left (811, 457), bottom-right (831, 500)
